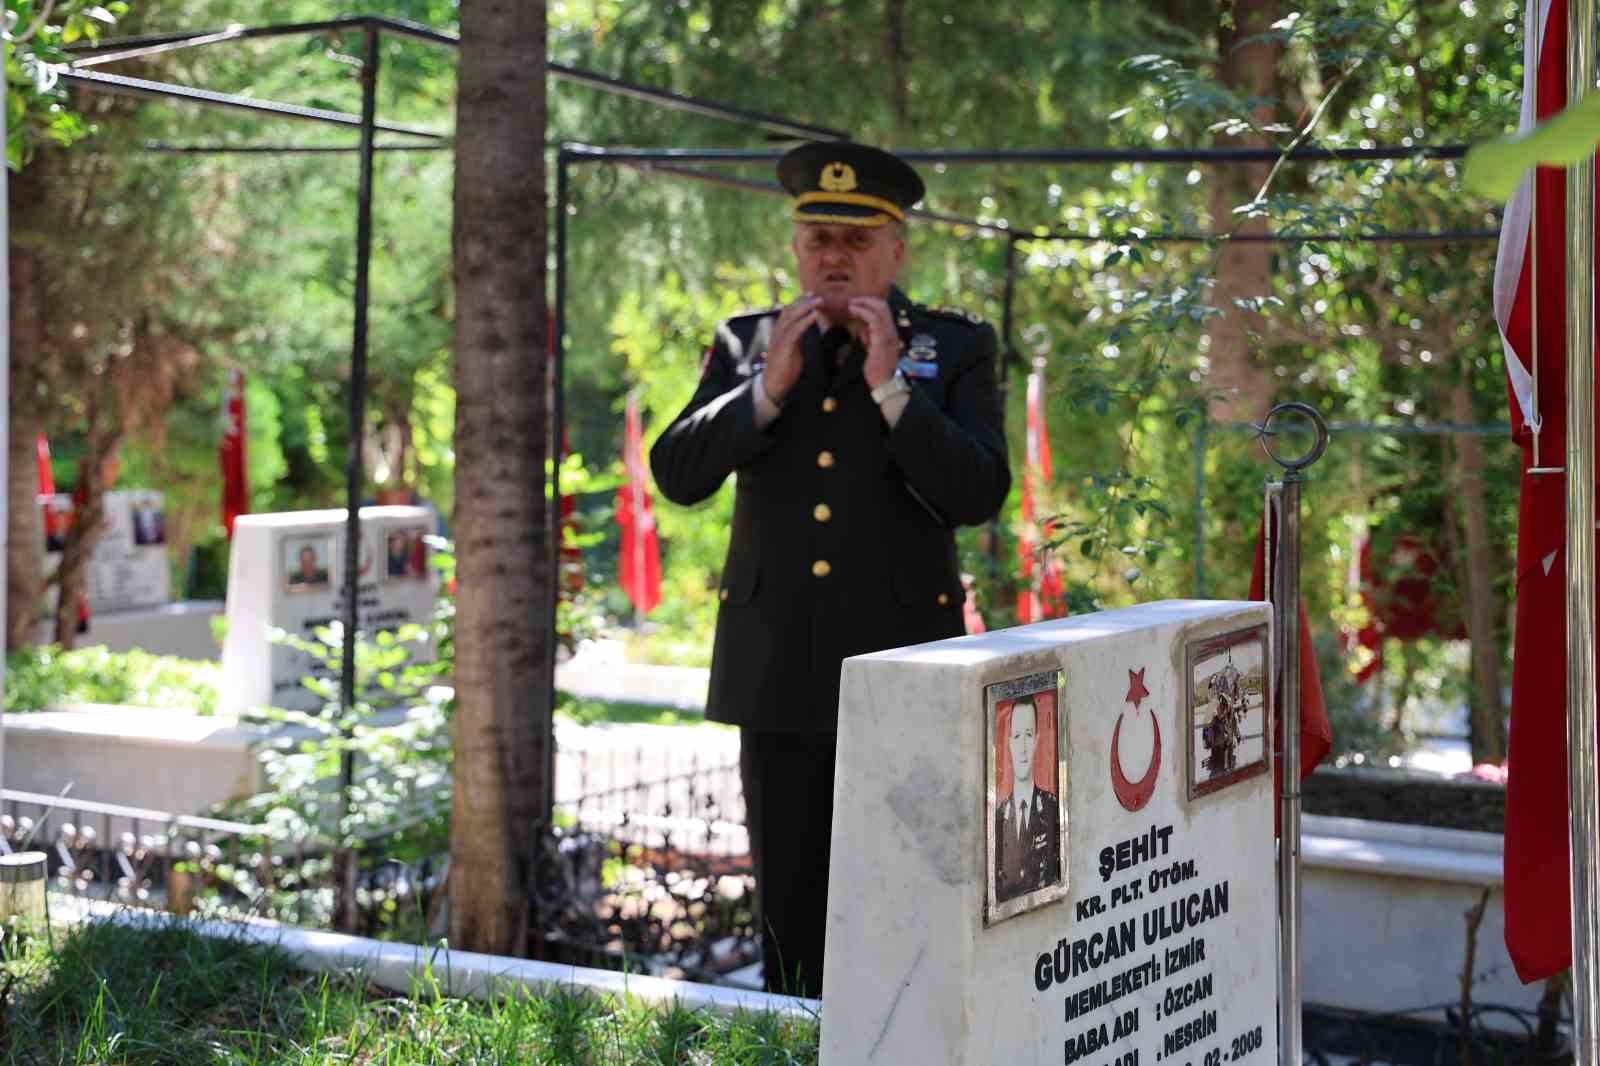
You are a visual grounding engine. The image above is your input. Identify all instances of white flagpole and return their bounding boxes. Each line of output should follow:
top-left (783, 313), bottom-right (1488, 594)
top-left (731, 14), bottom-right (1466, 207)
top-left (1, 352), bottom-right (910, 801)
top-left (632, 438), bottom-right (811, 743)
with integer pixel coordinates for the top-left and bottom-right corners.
top-left (1567, 1), bottom-right (1600, 1061)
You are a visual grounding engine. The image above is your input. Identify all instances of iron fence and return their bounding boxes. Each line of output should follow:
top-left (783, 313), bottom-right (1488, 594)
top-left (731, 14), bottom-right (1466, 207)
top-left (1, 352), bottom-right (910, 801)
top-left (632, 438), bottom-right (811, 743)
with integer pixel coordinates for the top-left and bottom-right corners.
top-left (0, 787), bottom-right (444, 939)
top-left (0, 740), bottom-right (757, 981)
top-left (545, 743), bottom-right (757, 982)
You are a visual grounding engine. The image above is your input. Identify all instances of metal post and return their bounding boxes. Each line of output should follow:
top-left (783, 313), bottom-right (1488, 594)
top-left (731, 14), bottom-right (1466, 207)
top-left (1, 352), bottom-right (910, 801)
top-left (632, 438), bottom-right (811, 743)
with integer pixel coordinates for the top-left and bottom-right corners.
top-left (548, 148), bottom-right (570, 821)
top-left (1568, 1), bottom-right (1600, 1060)
top-left (1001, 234), bottom-right (1018, 393)
top-left (1193, 417), bottom-right (1208, 598)
top-left (335, 23), bottom-right (380, 933)
top-left (1258, 402), bottom-right (1328, 1066)
top-left (993, 235), bottom-right (1019, 574)
top-left (1276, 473), bottom-right (1303, 1066)
top-left (1, 63), bottom-right (10, 793)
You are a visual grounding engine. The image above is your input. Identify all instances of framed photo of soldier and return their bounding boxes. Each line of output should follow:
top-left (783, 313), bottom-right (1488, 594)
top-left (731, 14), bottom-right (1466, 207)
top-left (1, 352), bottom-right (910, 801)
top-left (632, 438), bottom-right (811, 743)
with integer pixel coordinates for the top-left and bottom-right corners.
top-left (131, 494), bottom-right (166, 547)
top-left (984, 669), bottom-right (1068, 925)
top-left (282, 534), bottom-right (334, 593)
top-left (1185, 624), bottom-right (1270, 800)
top-left (383, 527), bottom-right (429, 581)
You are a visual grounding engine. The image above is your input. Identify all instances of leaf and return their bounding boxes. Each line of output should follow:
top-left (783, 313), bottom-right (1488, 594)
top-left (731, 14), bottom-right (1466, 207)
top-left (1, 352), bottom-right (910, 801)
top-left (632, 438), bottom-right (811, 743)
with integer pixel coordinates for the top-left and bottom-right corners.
top-left (1462, 92), bottom-right (1600, 200)
top-left (87, 6), bottom-right (118, 23)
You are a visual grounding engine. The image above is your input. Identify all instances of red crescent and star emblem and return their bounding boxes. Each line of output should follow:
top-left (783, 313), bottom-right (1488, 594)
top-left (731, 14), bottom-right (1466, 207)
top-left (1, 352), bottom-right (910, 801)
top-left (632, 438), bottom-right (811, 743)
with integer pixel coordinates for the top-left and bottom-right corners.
top-left (1110, 666), bottom-right (1161, 812)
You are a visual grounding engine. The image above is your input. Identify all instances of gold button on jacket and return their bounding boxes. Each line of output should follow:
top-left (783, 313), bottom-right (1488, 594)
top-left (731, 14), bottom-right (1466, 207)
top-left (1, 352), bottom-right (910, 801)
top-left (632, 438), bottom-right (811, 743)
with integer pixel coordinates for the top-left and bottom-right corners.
top-left (821, 397), bottom-right (839, 413)
top-left (813, 503), bottom-right (832, 523)
top-left (812, 559), bottom-right (832, 578)
top-left (816, 450), bottom-right (835, 469)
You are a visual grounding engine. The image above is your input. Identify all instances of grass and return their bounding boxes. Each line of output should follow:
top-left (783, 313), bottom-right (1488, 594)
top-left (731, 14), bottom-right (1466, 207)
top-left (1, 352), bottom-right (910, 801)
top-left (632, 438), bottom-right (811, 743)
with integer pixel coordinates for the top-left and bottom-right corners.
top-left (556, 695), bottom-right (719, 729)
top-left (0, 918), bottom-right (819, 1064)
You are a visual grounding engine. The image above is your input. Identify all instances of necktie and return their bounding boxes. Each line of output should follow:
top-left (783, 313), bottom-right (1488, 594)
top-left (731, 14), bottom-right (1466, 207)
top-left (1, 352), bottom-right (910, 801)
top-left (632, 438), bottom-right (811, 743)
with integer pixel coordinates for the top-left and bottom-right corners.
top-left (818, 325), bottom-right (853, 383)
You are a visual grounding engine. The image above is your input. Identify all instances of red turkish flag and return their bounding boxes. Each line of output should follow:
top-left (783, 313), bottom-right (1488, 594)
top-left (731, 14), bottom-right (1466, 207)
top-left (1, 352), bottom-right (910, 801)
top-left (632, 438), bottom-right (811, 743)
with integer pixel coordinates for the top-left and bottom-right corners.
top-left (219, 370), bottom-right (248, 538)
top-left (1018, 367), bottom-right (1065, 623)
top-left (1493, 0), bottom-right (1600, 984)
top-left (1248, 515), bottom-right (1333, 833)
top-left (36, 433), bottom-right (58, 546)
top-left (617, 391), bottom-right (661, 616)
top-left (35, 434), bottom-right (54, 499)
top-left (1349, 531), bottom-right (1468, 682)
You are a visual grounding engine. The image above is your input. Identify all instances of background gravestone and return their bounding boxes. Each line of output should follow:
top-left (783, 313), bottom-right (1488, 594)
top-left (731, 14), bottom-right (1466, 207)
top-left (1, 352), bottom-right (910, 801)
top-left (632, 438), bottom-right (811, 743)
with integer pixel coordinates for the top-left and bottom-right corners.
top-left (823, 599), bottom-right (1278, 1066)
top-left (41, 489), bottom-right (171, 616)
top-left (219, 507), bottom-right (437, 713)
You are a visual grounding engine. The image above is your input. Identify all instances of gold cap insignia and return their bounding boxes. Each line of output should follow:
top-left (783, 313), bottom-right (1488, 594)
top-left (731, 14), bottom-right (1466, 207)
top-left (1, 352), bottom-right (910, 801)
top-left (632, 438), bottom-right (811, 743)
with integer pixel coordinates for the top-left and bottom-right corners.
top-left (819, 162), bottom-right (858, 192)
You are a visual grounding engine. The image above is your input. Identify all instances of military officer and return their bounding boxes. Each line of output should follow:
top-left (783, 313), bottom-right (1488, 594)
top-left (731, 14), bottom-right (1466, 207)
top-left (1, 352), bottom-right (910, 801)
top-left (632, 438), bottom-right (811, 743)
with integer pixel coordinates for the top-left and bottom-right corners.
top-left (650, 141), bottom-right (1011, 997)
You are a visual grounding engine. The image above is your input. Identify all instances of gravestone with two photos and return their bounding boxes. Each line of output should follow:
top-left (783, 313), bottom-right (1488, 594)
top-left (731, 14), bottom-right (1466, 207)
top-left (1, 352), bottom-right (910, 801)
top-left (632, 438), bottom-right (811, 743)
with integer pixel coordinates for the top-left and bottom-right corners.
top-left (42, 489), bottom-right (172, 614)
top-left (823, 599), bottom-right (1278, 1066)
top-left (219, 507), bottom-right (438, 714)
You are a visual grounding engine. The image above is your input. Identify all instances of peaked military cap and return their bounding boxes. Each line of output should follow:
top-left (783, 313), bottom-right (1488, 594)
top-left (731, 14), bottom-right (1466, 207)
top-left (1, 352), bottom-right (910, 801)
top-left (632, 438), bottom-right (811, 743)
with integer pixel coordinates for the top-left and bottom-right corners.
top-left (777, 141), bottom-right (925, 227)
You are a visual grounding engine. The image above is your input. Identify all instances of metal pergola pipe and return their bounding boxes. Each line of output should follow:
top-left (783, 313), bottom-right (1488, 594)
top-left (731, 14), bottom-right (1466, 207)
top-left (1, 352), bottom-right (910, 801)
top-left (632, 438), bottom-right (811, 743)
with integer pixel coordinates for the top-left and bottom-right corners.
top-left (65, 16), bottom-right (849, 143)
top-left (141, 143), bottom-right (452, 154)
top-left (60, 67), bottom-right (448, 139)
top-left (592, 156), bottom-right (1500, 245)
top-left (560, 143), bottom-right (1473, 165)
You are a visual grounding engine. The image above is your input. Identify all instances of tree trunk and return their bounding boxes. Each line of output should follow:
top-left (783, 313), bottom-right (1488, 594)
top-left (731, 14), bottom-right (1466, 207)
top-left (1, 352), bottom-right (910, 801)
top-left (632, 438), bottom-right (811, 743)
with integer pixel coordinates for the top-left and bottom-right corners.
top-left (7, 235), bottom-right (44, 652)
top-left (448, 0), bottom-right (551, 957)
top-left (6, 404), bottom-right (42, 652)
top-left (1448, 377), bottom-right (1507, 764)
top-left (1206, 0), bottom-right (1280, 422)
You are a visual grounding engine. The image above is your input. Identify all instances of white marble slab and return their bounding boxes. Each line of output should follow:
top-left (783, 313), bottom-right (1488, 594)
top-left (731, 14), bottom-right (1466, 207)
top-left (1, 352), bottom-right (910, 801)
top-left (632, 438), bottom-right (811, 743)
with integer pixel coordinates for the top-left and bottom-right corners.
top-left (219, 508), bottom-right (438, 713)
top-left (823, 599), bottom-right (1277, 1066)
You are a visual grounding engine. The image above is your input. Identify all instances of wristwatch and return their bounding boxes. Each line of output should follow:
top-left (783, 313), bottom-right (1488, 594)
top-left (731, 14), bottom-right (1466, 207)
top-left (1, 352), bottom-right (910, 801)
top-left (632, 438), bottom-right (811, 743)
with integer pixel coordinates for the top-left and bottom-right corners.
top-left (871, 370), bottom-right (912, 405)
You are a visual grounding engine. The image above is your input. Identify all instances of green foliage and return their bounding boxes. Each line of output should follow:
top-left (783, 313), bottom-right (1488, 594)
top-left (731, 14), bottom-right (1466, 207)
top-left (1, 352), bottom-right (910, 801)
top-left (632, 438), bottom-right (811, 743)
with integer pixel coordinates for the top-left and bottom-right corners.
top-left (239, 622), bottom-right (450, 860)
top-left (0, 918), bottom-right (822, 1063)
top-left (4, 0), bottom-right (127, 168)
top-left (4, 644), bottom-right (221, 715)
top-left (1464, 91), bottom-right (1600, 199)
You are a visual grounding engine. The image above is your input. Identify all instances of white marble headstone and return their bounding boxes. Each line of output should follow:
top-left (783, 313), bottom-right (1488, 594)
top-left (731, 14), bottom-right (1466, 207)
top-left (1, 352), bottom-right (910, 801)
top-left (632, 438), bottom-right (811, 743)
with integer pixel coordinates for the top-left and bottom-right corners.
top-left (823, 600), bottom-right (1278, 1066)
top-left (219, 507), bottom-right (438, 713)
top-left (41, 490), bottom-right (172, 614)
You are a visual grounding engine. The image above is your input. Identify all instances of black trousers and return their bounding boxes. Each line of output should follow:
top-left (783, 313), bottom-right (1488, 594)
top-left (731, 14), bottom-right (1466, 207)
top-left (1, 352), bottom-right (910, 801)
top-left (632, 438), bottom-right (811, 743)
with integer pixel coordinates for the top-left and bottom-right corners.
top-left (740, 729), bottom-right (837, 998)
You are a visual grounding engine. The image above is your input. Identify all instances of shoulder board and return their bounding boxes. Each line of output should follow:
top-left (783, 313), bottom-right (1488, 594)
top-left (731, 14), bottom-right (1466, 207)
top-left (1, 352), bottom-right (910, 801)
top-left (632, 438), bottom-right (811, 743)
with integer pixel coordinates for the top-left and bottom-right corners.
top-left (922, 304), bottom-right (987, 327)
top-left (727, 305), bottom-right (781, 323)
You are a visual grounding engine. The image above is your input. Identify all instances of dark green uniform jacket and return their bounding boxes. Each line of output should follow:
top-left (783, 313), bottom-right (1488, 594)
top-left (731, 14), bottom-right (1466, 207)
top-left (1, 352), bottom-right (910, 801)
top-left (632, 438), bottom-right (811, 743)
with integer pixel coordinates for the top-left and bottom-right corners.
top-left (650, 287), bottom-right (1010, 736)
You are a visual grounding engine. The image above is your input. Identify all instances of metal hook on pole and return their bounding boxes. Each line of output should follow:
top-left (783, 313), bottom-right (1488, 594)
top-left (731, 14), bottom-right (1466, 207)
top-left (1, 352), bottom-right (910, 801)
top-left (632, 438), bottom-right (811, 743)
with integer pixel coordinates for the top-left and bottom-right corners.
top-left (1256, 400), bottom-right (1329, 1066)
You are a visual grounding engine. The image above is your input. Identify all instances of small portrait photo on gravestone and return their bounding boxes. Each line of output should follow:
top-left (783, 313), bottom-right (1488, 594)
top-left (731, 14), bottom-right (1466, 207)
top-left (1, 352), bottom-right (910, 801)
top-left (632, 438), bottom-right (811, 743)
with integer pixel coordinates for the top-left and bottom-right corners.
top-left (283, 535), bottom-right (334, 593)
top-left (131, 495), bottom-right (166, 547)
top-left (384, 527), bottom-right (428, 581)
top-left (985, 669), bottom-right (1068, 924)
top-left (1185, 623), bottom-right (1270, 800)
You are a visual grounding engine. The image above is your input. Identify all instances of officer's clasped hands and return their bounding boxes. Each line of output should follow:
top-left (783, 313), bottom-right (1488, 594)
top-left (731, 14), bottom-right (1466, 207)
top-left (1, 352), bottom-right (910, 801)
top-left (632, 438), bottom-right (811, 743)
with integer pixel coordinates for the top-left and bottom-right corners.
top-left (761, 292), bottom-right (822, 406)
top-left (847, 296), bottom-right (899, 389)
